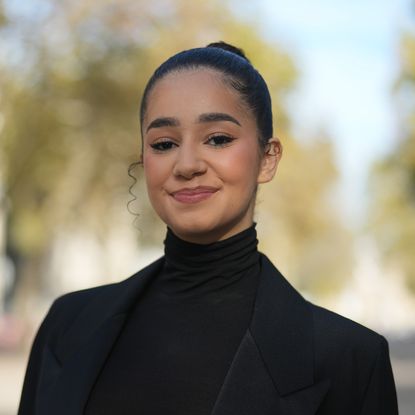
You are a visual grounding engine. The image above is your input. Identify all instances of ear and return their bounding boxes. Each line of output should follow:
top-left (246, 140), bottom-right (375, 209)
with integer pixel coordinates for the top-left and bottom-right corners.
top-left (257, 138), bottom-right (283, 184)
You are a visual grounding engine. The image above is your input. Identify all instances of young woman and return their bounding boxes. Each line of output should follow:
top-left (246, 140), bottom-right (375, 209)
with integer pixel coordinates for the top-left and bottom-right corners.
top-left (18, 42), bottom-right (398, 415)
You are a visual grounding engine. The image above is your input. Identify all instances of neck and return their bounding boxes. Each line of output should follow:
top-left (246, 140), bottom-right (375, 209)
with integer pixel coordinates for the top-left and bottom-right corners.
top-left (152, 222), bottom-right (260, 300)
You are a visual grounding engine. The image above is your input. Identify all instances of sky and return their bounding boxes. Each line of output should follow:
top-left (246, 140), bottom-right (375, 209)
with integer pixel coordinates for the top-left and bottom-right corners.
top-left (232, 0), bottom-right (414, 227)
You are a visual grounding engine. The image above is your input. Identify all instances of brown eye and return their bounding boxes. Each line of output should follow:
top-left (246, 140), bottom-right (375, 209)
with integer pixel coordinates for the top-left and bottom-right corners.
top-left (206, 135), bottom-right (235, 147)
top-left (150, 140), bottom-right (177, 152)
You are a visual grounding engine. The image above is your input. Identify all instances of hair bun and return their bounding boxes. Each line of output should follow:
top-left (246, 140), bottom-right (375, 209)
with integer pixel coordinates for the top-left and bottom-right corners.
top-left (206, 41), bottom-right (251, 63)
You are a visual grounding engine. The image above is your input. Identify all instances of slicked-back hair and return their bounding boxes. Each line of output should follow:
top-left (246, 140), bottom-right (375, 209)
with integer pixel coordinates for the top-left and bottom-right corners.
top-left (140, 42), bottom-right (273, 150)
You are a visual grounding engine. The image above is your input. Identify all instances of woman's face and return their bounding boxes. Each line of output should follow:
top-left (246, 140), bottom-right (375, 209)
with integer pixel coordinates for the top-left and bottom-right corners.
top-left (142, 68), bottom-right (281, 244)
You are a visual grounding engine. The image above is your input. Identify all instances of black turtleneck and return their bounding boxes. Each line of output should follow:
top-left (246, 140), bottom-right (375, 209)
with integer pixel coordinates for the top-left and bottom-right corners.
top-left (85, 224), bottom-right (260, 415)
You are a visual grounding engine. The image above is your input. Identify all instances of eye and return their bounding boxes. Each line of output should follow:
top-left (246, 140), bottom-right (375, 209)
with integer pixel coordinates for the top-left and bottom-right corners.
top-left (206, 135), bottom-right (235, 147)
top-left (150, 140), bottom-right (177, 152)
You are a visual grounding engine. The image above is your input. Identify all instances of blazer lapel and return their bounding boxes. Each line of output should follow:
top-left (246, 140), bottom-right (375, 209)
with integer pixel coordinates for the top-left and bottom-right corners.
top-left (37, 253), bottom-right (329, 415)
top-left (212, 254), bottom-right (330, 415)
top-left (211, 329), bottom-right (286, 415)
top-left (37, 257), bottom-right (164, 415)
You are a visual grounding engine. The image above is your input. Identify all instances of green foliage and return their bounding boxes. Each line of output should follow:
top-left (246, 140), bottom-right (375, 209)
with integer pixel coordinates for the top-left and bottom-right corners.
top-left (368, 31), bottom-right (415, 292)
top-left (258, 132), bottom-right (352, 295)
top-left (0, 0), bottom-right (352, 297)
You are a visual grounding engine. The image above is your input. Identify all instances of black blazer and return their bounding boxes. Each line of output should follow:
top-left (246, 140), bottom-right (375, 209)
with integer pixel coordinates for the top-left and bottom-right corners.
top-left (18, 254), bottom-right (398, 415)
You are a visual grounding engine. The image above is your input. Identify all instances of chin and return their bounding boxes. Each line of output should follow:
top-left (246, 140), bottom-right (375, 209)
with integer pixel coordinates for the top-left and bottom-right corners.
top-left (167, 218), bottom-right (227, 244)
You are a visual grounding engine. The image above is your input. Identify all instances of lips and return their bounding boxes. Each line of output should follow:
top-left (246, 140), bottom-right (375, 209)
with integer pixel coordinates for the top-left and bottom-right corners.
top-left (171, 186), bottom-right (218, 204)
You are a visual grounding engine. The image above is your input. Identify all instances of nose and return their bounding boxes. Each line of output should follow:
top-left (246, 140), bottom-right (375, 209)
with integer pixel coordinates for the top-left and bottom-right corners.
top-left (172, 142), bottom-right (207, 179)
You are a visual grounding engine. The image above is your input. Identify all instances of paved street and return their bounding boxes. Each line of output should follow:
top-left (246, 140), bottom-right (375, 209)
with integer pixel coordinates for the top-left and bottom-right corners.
top-left (388, 332), bottom-right (415, 414)
top-left (1, 332), bottom-right (414, 414)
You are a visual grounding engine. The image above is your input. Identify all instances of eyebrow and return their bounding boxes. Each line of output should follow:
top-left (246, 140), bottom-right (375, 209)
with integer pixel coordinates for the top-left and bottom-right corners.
top-left (145, 112), bottom-right (241, 133)
top-left (146, 117), bottom-right (180, 132)
top-left (198, 112), bottom-right (241, 126)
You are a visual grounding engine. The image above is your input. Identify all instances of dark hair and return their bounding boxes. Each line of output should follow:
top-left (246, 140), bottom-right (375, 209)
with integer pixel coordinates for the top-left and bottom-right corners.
top-left (139, 41), bottom-right (273, 150)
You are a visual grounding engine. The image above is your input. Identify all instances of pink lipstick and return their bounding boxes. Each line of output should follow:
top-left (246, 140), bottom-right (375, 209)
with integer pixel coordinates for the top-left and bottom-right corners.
top-left (171, 186), bottom-right (218, 204)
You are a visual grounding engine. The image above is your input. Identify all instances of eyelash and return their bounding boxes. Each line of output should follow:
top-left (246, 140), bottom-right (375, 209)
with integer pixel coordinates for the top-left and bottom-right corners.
top-left (150, 140), bottom-right (176, 152)
top-left (149, 135), bottom-right (235, 152)
top-left (206, 134), bottom-right (235, 147)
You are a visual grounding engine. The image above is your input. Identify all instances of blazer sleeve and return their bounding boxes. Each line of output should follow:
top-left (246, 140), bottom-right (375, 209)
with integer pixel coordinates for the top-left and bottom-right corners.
top-left (359, 335), bottom-right (399, 415)
top-left (18, 300), bottom-right (60, 415)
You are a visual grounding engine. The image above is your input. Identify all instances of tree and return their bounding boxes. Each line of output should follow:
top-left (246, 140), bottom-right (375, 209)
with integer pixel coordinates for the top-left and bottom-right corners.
top-left (0, 0), bottom-right (352, 308)
top-left (368, 30), bottom-right (415, 292)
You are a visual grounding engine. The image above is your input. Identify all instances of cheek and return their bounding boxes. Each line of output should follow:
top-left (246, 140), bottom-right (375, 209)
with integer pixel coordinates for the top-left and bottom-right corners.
top-left (143, 153), bottom-right (166, 178)
top-left (142, 155), bottom-right (169, 217)
top-left (143, 154), bottom-right (168, 195)
top-left (217, 143), bottom-right (260, 187)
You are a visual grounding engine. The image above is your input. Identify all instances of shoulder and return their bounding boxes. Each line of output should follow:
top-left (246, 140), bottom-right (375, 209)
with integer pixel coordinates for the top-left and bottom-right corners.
top-left (43, 256), bottom-right (164, 336)
top-left (50, 281), bottom-right (119, 316)
top-left (304, 302), bottom-right (398, 412)
top-left (308, 300), bottom-right (386, 357)
top-left (258, 254), bottom-right (397, 411)
top-left (45, 283), bottom-right (117, 331)
top-left (301, 290), bottom-right (389, 386)
top-left (260, 253), bottom-right (387, 360)
top-left (307, 301), bottom-right (391, 396)
top-left (310, 299), bottom-right (387, 358)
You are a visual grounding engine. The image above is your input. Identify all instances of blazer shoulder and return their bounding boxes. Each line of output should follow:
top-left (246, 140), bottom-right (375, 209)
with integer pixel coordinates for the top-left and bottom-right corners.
top-left (47, 283), bottom-right (116, 329)
top-left (309, 301), bottom-right (385, 351)
top-left (44, 256), bottom-right (164, 336)
top-left (307, 303), bottom-right (397, 413)
top-left (308, 301), bottom-right (391, 385)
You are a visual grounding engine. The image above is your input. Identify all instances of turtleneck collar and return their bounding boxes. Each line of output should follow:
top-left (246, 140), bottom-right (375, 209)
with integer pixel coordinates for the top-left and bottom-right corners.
top-left (152, 223), bottom-right (260, 300)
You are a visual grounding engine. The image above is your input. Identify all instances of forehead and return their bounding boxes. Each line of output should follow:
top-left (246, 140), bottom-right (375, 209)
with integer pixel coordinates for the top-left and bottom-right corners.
top-left (144, 68), bottom-right (252, 124)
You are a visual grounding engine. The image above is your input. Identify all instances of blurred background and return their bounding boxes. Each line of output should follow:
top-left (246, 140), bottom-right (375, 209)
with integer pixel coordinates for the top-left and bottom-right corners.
top-left (0, 0), bottom-right (414, 413)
